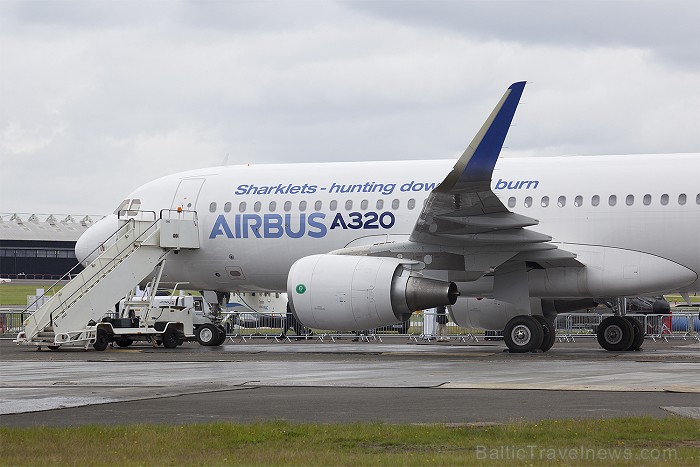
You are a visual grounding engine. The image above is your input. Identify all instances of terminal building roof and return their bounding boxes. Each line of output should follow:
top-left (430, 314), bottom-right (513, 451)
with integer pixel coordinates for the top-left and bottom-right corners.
top-left (0, 213), bottom-right (105, 242)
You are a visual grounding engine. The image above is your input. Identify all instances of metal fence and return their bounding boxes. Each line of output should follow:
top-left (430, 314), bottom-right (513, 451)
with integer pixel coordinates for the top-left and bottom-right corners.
top-left (554, 313), bottom-right (700, 343)
top-left (0, 311), bottom-right (26, 336)
top-left (3, 309), bottom-right (698, 344)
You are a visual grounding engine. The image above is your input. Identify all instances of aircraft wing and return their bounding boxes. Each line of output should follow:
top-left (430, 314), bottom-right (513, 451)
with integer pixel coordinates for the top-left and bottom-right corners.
top-left (332, 82), bottom-right (581, 281)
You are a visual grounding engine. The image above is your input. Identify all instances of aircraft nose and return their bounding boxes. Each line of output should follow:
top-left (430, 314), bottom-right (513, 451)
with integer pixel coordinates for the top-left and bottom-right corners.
top-left (75, 214), bottom-right (119, 266)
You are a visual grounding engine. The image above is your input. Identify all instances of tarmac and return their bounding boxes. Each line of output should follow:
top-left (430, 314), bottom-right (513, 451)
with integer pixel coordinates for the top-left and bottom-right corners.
top-left (0, 336), bottom-right (698, 426)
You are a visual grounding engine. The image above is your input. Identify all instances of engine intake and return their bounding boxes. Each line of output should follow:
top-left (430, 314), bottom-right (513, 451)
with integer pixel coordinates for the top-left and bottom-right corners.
top-left (287, 254), bottom-right (457, 330)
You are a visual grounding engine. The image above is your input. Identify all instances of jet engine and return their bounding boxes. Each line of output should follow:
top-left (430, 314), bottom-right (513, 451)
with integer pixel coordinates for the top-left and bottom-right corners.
top-left (287, 254), bottom-right (459, 330)
top-left (449, 297), bottom-right (597, 330)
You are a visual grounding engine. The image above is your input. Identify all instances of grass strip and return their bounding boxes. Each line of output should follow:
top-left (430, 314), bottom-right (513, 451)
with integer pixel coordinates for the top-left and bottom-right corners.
top-left (0, 417), bottom-right (698, 466)
top-left (0, 284), bottom-right (61, 306)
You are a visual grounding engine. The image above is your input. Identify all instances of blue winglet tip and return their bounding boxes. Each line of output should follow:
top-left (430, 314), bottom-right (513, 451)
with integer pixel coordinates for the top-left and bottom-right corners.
top-left (457, 81), bottom-right (527, 185)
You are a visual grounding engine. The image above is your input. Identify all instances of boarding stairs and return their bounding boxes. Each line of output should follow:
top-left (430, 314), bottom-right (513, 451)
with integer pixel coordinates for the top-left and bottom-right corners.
top-left (15, 210), bottom-right (200, 348)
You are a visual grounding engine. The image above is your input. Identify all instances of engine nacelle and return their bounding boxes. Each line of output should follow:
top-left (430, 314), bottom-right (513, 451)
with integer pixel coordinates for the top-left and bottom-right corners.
top-left (449, 297), bottom-right (597, 330)
top-left (287, 254), bottom-right (458, 330)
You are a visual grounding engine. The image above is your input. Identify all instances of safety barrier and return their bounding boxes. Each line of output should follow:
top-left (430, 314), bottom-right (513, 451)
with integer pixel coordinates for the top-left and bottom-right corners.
top-left (0, 311), bottom-right (28, 336)
top-left (555, 313), bottom-right (700, 343)
top-left (5, 308), bottom-right (698, 344)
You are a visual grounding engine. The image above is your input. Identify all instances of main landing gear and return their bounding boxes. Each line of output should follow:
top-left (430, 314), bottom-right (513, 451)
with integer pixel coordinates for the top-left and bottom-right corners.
top-left (597, 316), bottom-right (643, 351)
top-left (503, 315), bottom-right (555, 353)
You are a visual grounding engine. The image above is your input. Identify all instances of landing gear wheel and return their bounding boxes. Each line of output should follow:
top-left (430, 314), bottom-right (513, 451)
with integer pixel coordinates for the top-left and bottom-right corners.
top-left (115, 338), bottom-right (133, 348)
top-left (532, 315), bottom-right (556, 352)
top-left (162, 328), bottom-right (180, 349)
top-left (504, 315), bottom-right (544, 353)
top-left (196, 323), bottom-right (218, 346)
top-left (625, 316), bottom-right (644, 351)
top-left (214, 325), bottom-right (227, 346)
top-left (597, 316), bottom-right (634, 351)
top-left (93, 329), bottom-right (110, 351)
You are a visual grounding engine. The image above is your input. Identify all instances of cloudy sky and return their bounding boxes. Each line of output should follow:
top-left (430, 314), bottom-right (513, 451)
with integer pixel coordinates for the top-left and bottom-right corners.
top-left (1, 0), bottom-right (698, 216)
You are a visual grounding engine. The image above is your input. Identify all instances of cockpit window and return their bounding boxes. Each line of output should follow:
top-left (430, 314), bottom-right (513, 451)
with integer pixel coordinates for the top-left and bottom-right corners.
top-left (114, 199), bottom-right (130, 215)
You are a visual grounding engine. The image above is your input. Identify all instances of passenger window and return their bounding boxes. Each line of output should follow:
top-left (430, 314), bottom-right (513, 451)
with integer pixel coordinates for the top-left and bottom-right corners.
top-left (591, 195), bottom-right (600, 207)
top-left (361, 200), bottom-right (368, 210)
top-left (224, 202), bottom-right (231, 213)
top-left (330, 200), bottom-right (338, 211)
top-left (314, 200), bottom-right (322, 210)
top-left (299, 201), bottom-right (307, 212)
top-left (209, 202), bottom-right (217, 213)
top-left (284, 201), bottom-right (292, 212)
top-left (239, 202), bottom-right (247, 212)
top-left (541, 196), bottom-right (549, 208)
top-left (408, 198), bottom-right (416, 210)
top-left (392, 199), bottom-right (400, 209)
top-left (376, 199), bottom-right (384, 210)
top-left (643, 194), bottom-right (651, 206)
top-left (574, 195), bottom-right (583, 207)
top-left (608, 195), bottom-right (617, 206)
top-left (507, 197), bottom-right (516, 208)
top-left (345, 200), bottom-right (353, 210)
top-left (557, 196), bottom-right (566, 207)
top-left (254, 201), bottom-right (261, 212)
top-left (660, 194), bottom-right (669, 206)
top-left (678, 194), bottom-right (687, 205)
top-left (626, 195), bottom-right (634, 206)
top-left (269, 201), bottom-right (276, 212)
top-left (524, 196), bottom-right (532, 208)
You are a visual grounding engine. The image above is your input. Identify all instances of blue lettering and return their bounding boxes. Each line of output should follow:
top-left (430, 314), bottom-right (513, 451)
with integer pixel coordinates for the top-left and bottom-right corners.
top-left (209, 215), bottom-right (234, 239)
top-left (263, 214), bottom-right (284, 238)
top-left (307, 213), bottom-right (327, 238)
top-left (285, 213), bottom-right (305, 238)
top-left (330, 213), bottom-right (347, 229)
top-left (243, 214), bottom-right (262, 239)
top-left (494, 178), bottom-right (539, 190)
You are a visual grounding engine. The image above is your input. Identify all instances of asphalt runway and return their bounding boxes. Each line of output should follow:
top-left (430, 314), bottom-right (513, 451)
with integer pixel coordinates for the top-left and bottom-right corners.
top-left (1, 336), bottom-right (698, 427)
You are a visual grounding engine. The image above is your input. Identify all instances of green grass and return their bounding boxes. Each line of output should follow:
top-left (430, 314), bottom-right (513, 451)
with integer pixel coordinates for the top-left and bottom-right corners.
top-left (0, 284), bottom-right (61, 306)
top-left (0, 418), bottom-right (698, 466)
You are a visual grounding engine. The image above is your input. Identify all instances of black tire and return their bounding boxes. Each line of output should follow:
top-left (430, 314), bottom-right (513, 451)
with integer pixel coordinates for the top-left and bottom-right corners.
top-left (214, 325), bottom-right (227, 346)
top-left (115, 338), bottom-right (133, 348)
top-left (532, 315), bottom-right (556, 352)
top-left (196, 323), bottom-right (218, 346)
top-left (93, 328), bottom-right (110, 351)
top-left (47, 345), bottom-right (60, 351)
top-left (162, 327), bottom-right (180, 349)
top-left (597, 316), bottom-right (634, 351)
top-left (625, 316), bottom-right (644, 351)
top-left (503, 315), bottom-right (544, 353)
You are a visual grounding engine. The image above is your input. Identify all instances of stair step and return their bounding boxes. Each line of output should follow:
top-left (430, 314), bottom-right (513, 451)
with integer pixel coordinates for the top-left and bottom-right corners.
top-left (37, 332), bottom-right (56, 338)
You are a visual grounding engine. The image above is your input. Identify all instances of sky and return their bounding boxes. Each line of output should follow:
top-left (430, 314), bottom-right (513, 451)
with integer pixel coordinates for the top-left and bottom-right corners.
top-left (1, 0), bottom-right (699, 216)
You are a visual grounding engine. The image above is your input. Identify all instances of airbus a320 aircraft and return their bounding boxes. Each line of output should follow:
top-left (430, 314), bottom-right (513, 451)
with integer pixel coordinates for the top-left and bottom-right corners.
top-left (76, 82), bottom-right (700, 353)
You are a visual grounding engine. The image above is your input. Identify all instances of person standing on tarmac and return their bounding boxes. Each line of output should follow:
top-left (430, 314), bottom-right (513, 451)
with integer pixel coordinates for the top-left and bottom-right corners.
top-left (436, 305), bottom-right (449, 341)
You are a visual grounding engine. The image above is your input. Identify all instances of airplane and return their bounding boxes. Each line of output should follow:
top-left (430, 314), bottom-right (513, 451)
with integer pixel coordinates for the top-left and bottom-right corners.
top-left (75, 81), bottom-right (700, 353)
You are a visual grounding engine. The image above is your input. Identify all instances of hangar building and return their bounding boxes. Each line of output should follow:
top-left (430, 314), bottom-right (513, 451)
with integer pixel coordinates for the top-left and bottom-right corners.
top-left (0, 213), bottom-right (103, 280)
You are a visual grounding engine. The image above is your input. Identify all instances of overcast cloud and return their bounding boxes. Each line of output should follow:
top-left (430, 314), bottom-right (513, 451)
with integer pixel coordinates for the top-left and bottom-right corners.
top-left (1, 0), bottom-right (698, 215)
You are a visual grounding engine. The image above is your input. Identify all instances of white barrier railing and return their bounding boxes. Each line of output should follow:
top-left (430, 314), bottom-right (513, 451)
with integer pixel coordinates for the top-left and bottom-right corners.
top-left (554, 313), bottom-right (700, 343)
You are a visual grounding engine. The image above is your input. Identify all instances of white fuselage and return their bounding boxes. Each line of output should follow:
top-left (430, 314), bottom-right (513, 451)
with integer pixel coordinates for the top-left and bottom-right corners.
top-left (78, 153), bottom-right (700, 296)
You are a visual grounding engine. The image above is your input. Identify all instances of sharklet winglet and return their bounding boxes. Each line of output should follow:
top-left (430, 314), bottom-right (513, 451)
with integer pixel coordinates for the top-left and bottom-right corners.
top-left (438, 81), bottom-right (526, 192)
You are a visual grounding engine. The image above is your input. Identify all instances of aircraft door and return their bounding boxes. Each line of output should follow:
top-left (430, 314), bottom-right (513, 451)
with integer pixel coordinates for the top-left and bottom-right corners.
top-left (171, 178), bottom-right (205, 211)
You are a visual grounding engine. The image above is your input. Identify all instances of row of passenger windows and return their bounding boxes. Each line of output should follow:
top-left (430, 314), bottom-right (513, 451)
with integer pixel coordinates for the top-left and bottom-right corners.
top-left (507, 193), bottom-right (699, 209)
top-left (209, 198), bottom-right (419, 213)
top-left (210, 192), bottom-right (699, 214)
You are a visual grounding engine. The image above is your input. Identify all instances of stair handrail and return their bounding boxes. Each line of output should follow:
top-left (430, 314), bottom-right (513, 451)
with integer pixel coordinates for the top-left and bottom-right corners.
top-left (44, 213), bottom-right (164, 327)
top-left (21, 218), bottom-right (137, 318)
